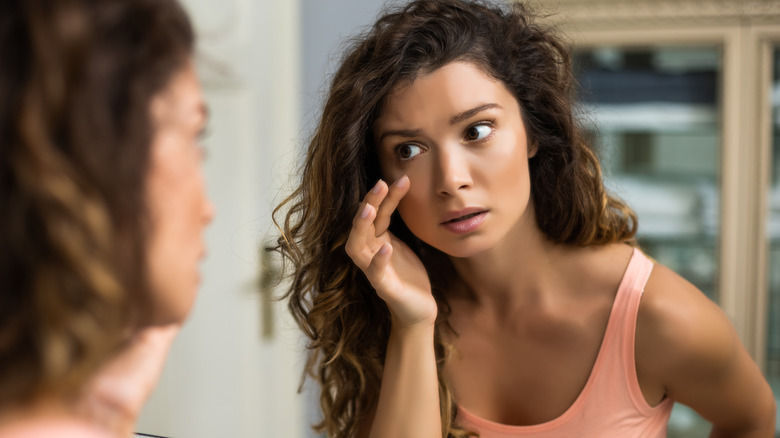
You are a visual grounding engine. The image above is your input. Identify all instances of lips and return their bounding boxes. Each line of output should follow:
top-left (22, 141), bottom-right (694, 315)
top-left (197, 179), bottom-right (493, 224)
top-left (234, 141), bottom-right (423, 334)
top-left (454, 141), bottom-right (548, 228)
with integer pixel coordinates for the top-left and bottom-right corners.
top-left (440, 207), bottom-right (488, 234)
top-left (440, 207), bottom-right (488, 224)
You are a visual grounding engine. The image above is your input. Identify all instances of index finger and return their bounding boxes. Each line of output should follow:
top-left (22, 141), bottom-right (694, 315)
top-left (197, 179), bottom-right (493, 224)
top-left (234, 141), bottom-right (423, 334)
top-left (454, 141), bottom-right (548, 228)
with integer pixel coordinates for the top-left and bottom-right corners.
top-left (362, 179), bottom-right (389, 211)
top-left (374, 175), bottom-right (409, 235)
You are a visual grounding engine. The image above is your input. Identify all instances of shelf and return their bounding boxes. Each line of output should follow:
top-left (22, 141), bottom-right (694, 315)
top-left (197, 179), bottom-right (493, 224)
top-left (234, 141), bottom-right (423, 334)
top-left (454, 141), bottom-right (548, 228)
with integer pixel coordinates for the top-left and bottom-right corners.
top-left (579, 102), bottom-right (718, 132)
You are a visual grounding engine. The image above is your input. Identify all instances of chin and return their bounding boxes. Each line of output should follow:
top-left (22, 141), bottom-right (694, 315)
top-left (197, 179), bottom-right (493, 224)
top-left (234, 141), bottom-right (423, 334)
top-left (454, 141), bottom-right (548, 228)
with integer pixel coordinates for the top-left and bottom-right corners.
top-left (428, 235), bottom-right (496, 259)
top-left (147, 293), bottom-right (198, 326)
top-left (152, 307), bottom-right (193, 326)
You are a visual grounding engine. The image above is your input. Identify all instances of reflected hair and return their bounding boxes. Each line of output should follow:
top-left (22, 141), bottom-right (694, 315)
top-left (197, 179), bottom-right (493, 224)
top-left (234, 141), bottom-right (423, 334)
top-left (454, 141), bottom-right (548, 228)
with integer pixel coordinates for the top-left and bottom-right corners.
top-left (272, 0), bottom-right (637, 436)
top-left (0, 0), bottom-right (193, 407)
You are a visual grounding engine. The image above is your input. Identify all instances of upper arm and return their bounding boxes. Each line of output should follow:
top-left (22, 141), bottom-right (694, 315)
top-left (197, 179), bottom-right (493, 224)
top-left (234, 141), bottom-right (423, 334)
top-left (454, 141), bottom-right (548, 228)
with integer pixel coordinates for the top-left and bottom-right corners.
top-left (635, 264), bottom-right (776, 433)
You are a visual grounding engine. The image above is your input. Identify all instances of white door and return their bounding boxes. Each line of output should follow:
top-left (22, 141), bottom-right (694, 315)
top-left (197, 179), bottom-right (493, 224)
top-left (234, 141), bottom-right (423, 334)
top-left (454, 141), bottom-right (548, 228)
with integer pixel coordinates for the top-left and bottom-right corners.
top-left (136, 0), bottom-right (307, 436)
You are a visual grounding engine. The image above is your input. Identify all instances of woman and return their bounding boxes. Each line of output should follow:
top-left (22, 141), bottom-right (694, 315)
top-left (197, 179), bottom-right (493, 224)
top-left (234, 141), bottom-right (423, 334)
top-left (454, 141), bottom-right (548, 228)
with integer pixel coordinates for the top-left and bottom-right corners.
top-left (273, 0), bottom-right (776, 437)
top-left (0, 0), bottom-right (213, 436)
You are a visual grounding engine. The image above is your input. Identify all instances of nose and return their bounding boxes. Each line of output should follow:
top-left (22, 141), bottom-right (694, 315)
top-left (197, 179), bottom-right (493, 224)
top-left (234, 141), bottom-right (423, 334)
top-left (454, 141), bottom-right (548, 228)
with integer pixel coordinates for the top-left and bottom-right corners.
top-left (435, 146), bottom-right (472, 197)
top-left (203, 195), bottom-right (215, 224)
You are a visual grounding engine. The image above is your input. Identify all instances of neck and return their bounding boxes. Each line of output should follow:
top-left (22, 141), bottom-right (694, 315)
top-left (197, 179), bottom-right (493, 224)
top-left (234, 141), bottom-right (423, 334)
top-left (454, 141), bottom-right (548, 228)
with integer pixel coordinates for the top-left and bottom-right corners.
top-left (0, 396), bottom-right (76, 426)
top-left (449, 209), bottom-right (564, 310)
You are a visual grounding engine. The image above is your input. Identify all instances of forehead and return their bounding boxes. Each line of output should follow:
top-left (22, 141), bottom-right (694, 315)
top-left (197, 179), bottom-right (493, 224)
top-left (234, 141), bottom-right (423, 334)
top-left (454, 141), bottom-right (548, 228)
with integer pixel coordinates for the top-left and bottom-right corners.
top-left (376, 61), bottom-right (515, 129)
top-left (151, 61), bottom-right (204, 122)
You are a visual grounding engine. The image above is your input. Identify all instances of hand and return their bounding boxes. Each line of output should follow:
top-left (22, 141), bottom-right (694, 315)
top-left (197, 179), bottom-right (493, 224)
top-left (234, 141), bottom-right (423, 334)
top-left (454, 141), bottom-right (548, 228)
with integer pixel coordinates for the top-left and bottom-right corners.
top-left (345, 176), bottom-right (437, 329)
top-left (77, 324), bottom-right (180, 437)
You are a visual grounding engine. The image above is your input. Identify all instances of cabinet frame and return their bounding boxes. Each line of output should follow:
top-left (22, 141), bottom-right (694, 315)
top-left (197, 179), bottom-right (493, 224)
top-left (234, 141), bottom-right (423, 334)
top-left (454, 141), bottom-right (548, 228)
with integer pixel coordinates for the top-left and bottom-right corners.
top-left (539, 0), bottom-right (780, 371)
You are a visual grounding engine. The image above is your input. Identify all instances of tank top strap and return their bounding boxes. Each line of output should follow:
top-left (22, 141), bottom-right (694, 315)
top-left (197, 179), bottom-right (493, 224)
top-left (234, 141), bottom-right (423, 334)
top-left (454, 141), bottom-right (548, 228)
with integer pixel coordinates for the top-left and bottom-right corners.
top-left (600, 247), bottom-right (663, 415)
top-left (609, 248), bottom-right (654, 344)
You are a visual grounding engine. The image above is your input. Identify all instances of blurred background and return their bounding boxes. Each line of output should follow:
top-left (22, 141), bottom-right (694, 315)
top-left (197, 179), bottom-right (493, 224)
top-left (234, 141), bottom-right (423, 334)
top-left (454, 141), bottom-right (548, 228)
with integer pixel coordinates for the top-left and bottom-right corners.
top-left (136, 0), bottom-right (780, 436)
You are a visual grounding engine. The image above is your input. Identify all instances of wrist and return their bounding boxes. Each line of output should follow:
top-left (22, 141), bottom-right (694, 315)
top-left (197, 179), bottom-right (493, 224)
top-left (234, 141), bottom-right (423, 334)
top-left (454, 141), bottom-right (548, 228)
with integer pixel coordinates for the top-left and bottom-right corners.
top-left (387, 301), bottom-right (438, 332)
top-left (389, 317), bottom-right (436, 339)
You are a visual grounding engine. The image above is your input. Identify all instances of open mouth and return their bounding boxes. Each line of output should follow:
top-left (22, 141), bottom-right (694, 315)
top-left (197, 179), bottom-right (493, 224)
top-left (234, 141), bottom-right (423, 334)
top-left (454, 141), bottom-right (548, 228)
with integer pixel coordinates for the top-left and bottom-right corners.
top-left (444, 211), bottom-right (485, 223)
top-left (440, 209), bottom-right (488, 234)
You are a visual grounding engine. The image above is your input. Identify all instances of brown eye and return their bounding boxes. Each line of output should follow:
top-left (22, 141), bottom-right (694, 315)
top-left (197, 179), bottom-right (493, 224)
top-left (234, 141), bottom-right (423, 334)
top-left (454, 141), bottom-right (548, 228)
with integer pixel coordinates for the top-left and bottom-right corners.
top-left (396, 144), bottom-right (422, 160)
top-left (465, 124), bottom-right (492, 141)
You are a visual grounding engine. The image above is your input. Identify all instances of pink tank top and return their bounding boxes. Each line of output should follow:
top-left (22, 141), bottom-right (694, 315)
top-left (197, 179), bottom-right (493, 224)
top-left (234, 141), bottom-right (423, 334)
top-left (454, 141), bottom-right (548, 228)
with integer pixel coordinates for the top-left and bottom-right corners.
top-left (456, 248), bottom-right (674, 437)
top-left (0, 419), bottom-right (111, 438)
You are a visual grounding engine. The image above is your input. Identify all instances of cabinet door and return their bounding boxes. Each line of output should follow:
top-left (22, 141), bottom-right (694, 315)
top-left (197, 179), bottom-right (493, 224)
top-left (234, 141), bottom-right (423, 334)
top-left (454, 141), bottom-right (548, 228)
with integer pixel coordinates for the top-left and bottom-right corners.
top-left (575, 46), bottom-right (721, 298)
top-left (574, 45), bottom-right (722, 437)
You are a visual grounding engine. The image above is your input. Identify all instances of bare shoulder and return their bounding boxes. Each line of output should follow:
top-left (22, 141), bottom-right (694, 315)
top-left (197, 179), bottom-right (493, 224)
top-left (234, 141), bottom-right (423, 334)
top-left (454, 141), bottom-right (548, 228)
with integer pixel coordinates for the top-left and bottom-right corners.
top-left (635, 262), bottom-right (736, 387)
top-left (635, 260), bottom-right (776, 433)
top-left (562, 242), bottom-right (634, 294)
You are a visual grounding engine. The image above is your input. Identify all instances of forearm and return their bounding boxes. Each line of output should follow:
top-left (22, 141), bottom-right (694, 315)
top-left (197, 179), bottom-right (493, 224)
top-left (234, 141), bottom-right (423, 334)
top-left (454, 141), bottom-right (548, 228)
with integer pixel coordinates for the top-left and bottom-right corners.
top-left (369, 323), bottom-right (441, 438)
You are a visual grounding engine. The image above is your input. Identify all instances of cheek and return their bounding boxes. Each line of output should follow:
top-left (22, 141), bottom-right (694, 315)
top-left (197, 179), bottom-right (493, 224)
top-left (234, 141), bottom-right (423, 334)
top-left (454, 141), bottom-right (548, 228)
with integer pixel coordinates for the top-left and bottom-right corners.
top-left (149, 152), bottom-right (203, 223)
top-left (487, 137), bottom-right (531, 186)
top-left (376, 148), bottom-right (401, 179)
top-left (501, 155), bottom-right (529, 187)
top-left (396, 181), bottom-right (433, 231)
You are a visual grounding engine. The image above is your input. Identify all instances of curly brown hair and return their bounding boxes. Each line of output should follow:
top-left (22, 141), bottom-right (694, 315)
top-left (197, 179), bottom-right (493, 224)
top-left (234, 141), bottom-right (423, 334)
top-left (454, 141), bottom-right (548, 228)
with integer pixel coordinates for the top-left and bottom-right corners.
top-left (0, 0), bottom-right (193, 408)
top-left (272, 0), bottom-right (637, 436)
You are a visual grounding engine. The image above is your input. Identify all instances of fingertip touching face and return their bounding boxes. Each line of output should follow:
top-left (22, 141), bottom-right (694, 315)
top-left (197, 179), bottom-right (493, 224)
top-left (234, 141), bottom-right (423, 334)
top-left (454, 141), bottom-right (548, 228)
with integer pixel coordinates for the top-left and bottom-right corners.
top-left (145, 59), bottom-right (214, 325)
top-left (374, 61), bottom-right (536, 258)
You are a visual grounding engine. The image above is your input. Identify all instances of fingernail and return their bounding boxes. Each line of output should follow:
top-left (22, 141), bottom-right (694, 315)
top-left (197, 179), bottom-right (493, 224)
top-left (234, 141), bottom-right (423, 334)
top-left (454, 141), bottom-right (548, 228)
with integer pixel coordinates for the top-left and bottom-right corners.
top-left (371, 180), bottom-right (383, 193)
top-left (379, 242), bottom-right (390, 255)
top-left (360, 204), bottom-right (372, 219)
top-left (395, 175), bottom-right (409, 188)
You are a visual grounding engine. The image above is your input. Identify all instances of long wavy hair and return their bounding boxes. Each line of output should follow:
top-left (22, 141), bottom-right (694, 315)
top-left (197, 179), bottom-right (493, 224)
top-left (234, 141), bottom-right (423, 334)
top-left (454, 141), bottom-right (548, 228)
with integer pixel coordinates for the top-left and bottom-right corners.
top-left (272, 1), bottom-right (637, 436)
top-left (0, 0), bottom-right (193, 408)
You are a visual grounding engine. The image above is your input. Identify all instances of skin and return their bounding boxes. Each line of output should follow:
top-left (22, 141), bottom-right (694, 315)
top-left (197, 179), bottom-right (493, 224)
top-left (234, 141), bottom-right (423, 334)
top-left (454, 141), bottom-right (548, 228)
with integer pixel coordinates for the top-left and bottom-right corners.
top-left (348, 61), bottom-right (776, 437)
top-left (83, 59), bottom-right (214, 436)
top-left (80, 59), bottom-right (214, 436)
top-left (146, 60), bottom-right (214, 325)
top-left (0, 59), bottom-right (214, 437)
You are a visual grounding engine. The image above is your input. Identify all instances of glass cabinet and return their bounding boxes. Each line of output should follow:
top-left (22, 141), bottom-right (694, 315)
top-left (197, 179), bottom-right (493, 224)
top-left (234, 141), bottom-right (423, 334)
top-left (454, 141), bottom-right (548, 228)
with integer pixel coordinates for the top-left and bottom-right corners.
top-left (767, 45), bottom-right (780, 429)
top-left (553, 0), bottom-right (780, 435)
top-left (574, 46), bottom-right (721, 301)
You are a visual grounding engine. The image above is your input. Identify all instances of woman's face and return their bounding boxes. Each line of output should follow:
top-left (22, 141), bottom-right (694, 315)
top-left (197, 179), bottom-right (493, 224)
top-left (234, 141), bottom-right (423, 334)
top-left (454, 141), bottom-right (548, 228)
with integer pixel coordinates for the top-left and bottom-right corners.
top-left (145, 60), bottom-right (214, 325)
top-left (375, 61), bottom-right (535, 258)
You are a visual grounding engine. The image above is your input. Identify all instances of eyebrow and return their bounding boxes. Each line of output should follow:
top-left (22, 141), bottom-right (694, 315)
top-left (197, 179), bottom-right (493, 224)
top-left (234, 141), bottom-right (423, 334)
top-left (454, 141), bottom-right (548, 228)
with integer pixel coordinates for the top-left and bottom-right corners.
top-left (378, 128), bottom-right (424, 143)
top-left (198, 102), bottom-right (210, 122)
top-left (450, 103), bottom-right (501, 125)
top-left (378, 102), bottom-right (502, 143)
